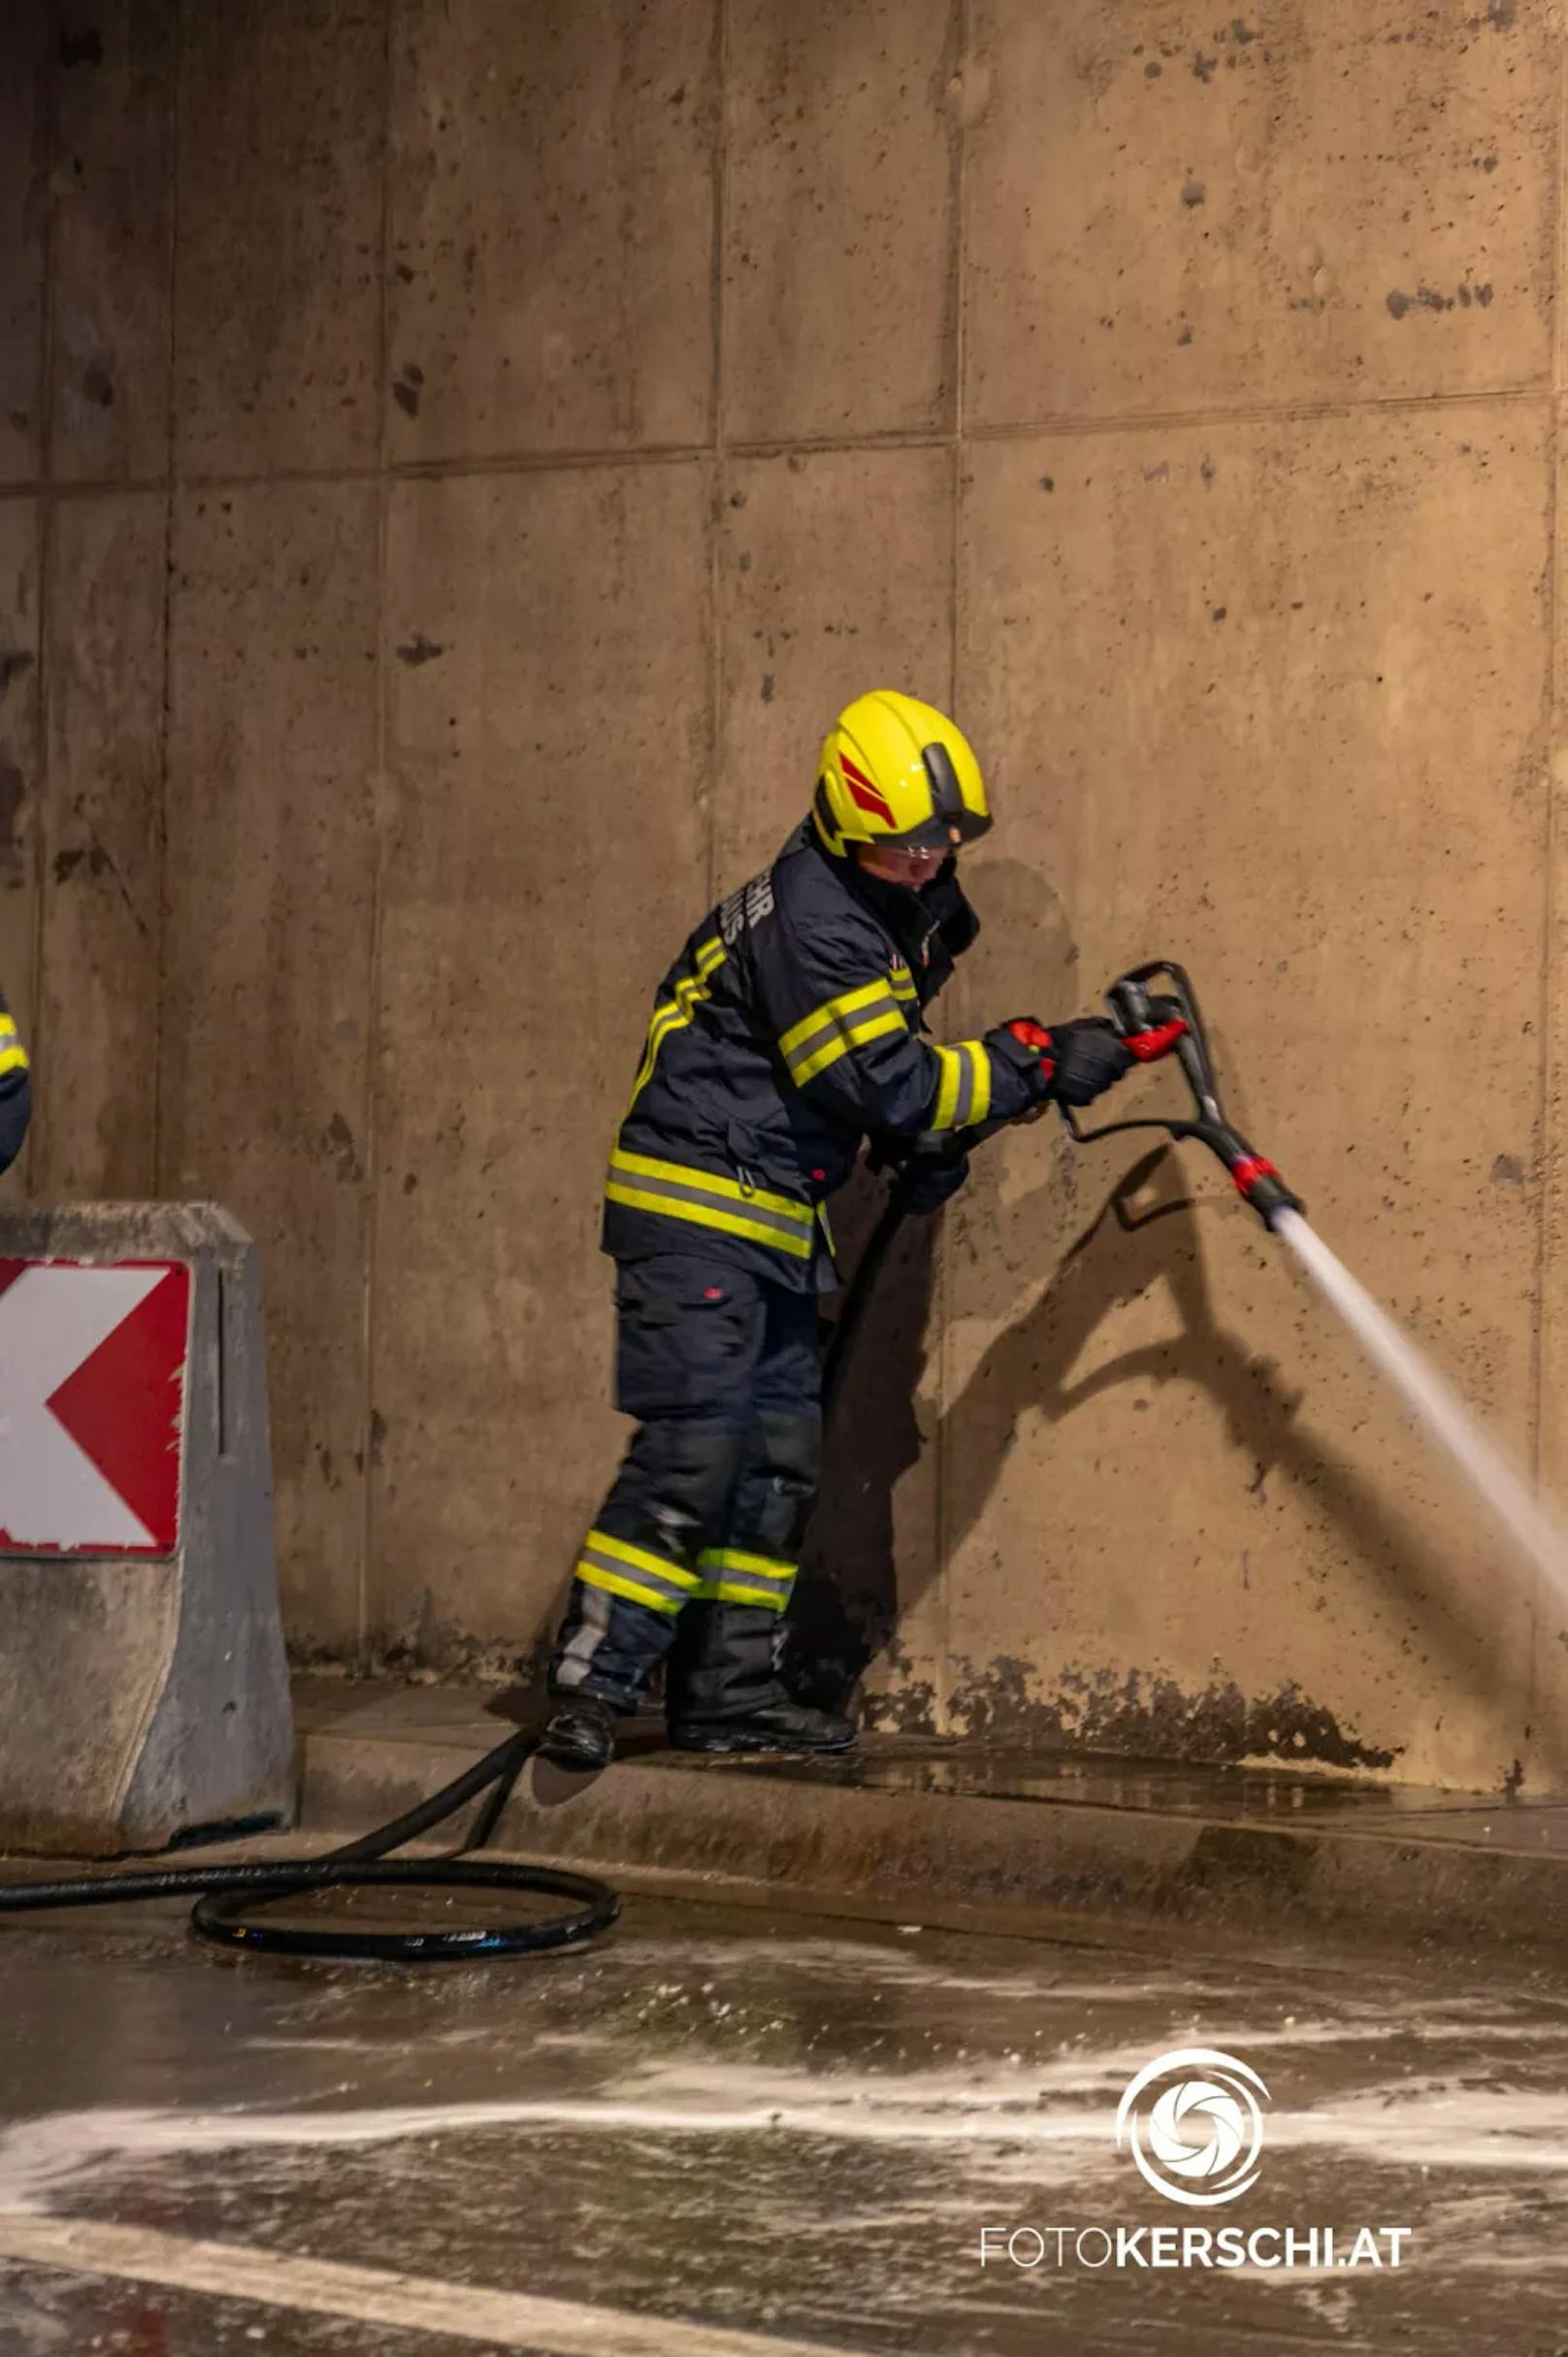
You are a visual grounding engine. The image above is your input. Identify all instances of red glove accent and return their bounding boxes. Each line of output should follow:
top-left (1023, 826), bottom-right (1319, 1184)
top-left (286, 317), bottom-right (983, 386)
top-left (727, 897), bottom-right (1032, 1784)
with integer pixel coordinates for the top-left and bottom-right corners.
top-left (1124, 1018), bottom-right (1189, 1064)
top-left (1006, 1018), bottom-right (1056, 1081)
top-left (1229, 1155), bottom-right (1278, 1200)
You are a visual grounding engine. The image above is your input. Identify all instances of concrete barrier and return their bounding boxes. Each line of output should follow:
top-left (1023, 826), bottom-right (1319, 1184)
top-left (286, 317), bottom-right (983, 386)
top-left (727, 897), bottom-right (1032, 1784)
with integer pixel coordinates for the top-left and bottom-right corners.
top-left (0, 1203), bottom-right (293, 1855)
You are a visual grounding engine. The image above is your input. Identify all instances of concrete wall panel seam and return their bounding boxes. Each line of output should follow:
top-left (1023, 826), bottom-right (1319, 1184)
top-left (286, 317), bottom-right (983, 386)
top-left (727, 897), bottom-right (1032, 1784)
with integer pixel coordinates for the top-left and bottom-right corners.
top-left (150, 0), bottom-right (183, 1204)
top-left (0, 6), bottom-right (48, 489)
top-left (359, 0), bottom-right (398, 1664)
top-left (967, 387), bottom-right (1556, 446)
top-left (16, 4), bottom-right (57, 1204)
top-left (706, 0), bottom-right (730, 913)
top-left (0, 497), bottom-right (42, 1214)
top-left (1525, 38), bottom-right (1568, 1746)
top-left (934, 0), bottom-right (972, 1731)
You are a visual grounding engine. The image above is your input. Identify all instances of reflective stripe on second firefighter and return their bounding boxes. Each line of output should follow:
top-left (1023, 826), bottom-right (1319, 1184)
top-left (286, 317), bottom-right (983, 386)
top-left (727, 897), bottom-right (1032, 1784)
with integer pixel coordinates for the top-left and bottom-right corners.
top-left (693, 1545), bottom-right (797, 1611)
top-left (604, 1147), bottom-right (816, 1259)
top-left (573, 1526), bottom-right (704, 1616)
top-left (0, 1008), bottom-right (27, 1082)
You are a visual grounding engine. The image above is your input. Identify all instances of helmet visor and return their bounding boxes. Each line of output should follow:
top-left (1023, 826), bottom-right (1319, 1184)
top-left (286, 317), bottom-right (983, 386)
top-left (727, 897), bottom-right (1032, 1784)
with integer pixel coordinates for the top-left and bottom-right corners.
top-left (883, 804), bottom-right (994, 852)
top-left (876, 738), bottom-right (993, 851)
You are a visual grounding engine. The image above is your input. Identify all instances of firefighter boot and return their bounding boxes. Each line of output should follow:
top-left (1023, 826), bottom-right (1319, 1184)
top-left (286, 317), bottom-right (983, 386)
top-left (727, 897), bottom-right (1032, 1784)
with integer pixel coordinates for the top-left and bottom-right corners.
top-left (539, 1692), bottom-right (619, 1773)
top-left (666, 1601), bottom-right (856, 1753)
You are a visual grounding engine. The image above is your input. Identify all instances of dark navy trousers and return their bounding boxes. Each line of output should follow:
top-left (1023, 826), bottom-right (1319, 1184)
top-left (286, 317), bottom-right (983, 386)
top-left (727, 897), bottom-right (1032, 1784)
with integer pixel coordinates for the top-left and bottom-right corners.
top-left (549, 1252), bottom-right (823, 1709)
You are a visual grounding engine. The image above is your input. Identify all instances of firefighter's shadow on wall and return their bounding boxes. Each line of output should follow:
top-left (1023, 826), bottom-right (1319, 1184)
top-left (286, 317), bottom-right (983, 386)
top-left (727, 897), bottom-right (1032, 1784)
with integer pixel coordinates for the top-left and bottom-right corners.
top-left (793, 1139), bottom-right (1511, 1734)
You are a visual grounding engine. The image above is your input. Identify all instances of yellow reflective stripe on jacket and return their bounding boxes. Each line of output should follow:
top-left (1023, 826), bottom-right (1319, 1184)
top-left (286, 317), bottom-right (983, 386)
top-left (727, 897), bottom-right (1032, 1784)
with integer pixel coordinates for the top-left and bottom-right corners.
top-left (780, 976), bottom-right (911, 1088)
top-left (630, 937), bottom-right (726, 1090)
top-left (610, 1147), bottom-right (809, 1225)
top-left (778, 976), bottom-right (890, 1058)
top-left (604, 1183), bottom-right (816, 1259)
top-left (964, 1039), bottom-right (992, 1125)
top-left (888, 961), bottom-right (918, 1004)
top-left (793, 1005), bottom-right (907, 1086)
top-left (931, 1038), bottom-right (993, 1130)
top-left (626, 936), bottom-right (727, 1111)
top-left (605, 1147), bottom-right (816, 1260)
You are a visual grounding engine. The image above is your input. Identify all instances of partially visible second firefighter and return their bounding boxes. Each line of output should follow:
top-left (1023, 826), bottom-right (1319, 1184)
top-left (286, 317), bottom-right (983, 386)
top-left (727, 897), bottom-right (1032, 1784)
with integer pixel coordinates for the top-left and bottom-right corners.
top-left (542, 690), bottom-right (1135, 1772)
top-left (0, 986), bottom-right (29, 1175)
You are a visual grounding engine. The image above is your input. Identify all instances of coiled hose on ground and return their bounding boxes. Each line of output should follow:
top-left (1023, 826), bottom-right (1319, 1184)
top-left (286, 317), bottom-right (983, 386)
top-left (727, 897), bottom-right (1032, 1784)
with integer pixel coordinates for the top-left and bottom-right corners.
top-left (0, 1724), bottom-right (618, 1962)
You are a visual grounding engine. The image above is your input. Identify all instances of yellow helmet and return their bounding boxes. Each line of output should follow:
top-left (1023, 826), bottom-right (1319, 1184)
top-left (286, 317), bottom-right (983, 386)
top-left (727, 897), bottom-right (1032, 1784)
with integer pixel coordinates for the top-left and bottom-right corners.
top-left (812, 690), bottom-right (993, 858)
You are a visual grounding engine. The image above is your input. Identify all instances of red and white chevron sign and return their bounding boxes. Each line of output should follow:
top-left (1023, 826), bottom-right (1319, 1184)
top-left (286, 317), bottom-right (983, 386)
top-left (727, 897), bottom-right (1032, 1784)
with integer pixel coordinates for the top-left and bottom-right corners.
top-left (0, 1259), bottom-right (191, 1555)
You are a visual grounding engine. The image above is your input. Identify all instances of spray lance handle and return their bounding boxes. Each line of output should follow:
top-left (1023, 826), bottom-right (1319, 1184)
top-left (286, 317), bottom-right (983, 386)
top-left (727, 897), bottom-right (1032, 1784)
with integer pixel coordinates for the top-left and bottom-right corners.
top-left (1104, 976), bottom-right (1191, 1068)
top-left (929, 1002), bottom-right (1189, 1163)
top-left (871, 966), bottom-right (1297, 1230)
top-left (1096, 960), bottom-right (1305, 1228)
top-left (1124, 1016), bottom-right (1190, 1064)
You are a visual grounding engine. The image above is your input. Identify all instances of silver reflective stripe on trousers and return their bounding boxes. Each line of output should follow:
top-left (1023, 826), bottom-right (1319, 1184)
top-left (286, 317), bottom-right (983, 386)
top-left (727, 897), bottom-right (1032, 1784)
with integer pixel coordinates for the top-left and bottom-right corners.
top-left (554, 1583), bottom-right (613, 1690)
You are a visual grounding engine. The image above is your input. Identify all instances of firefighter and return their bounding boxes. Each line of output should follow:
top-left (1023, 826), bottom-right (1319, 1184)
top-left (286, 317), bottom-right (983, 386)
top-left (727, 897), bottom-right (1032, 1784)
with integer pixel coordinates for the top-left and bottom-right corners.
top-left (0, 987), bottom-right (30, 1175)
top-left (541, 690), bottom-right (1133, 1771)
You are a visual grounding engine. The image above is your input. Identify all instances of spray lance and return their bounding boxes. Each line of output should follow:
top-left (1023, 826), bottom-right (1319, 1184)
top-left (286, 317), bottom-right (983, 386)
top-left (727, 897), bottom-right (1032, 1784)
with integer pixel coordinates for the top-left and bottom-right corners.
top-left (1064, 960), bottom-right (1302, 1228)
top-left (822, 961), bottom-right (1301, 1416)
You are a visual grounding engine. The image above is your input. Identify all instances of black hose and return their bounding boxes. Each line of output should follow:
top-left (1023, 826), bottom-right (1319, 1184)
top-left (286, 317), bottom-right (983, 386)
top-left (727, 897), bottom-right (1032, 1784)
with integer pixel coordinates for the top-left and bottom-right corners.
top-left (822, 1108), bottom-right (1028, 1417)
top-left (820, 1192), bottom-right (909, 1423)
top-left (0, 1725), bottom-right (620, 1965)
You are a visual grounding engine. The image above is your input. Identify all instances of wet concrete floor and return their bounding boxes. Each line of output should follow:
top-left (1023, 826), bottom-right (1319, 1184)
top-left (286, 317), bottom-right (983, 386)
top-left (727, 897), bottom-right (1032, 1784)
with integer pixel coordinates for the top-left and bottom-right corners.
top-left (0, 1882), bottom-right (1565, 2354)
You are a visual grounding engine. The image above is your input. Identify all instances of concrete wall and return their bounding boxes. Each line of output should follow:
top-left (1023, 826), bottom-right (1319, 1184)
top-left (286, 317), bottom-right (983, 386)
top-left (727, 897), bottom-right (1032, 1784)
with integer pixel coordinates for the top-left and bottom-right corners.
top-left (1, 0), bottom-right (1562, 1789)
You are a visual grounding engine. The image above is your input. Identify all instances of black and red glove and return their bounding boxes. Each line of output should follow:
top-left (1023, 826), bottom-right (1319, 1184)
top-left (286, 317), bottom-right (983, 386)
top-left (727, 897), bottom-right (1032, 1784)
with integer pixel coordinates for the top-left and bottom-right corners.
top-left (988, 1016), bottom-right (1133, 1108)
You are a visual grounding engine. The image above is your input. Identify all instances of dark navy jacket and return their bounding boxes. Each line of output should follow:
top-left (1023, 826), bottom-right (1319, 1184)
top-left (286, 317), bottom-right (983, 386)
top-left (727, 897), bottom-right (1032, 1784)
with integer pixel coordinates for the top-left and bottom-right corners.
top-left (602, 822), bottom-right (1034, 1291)
top-left (0, 990), bottom-right (29, 1176)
